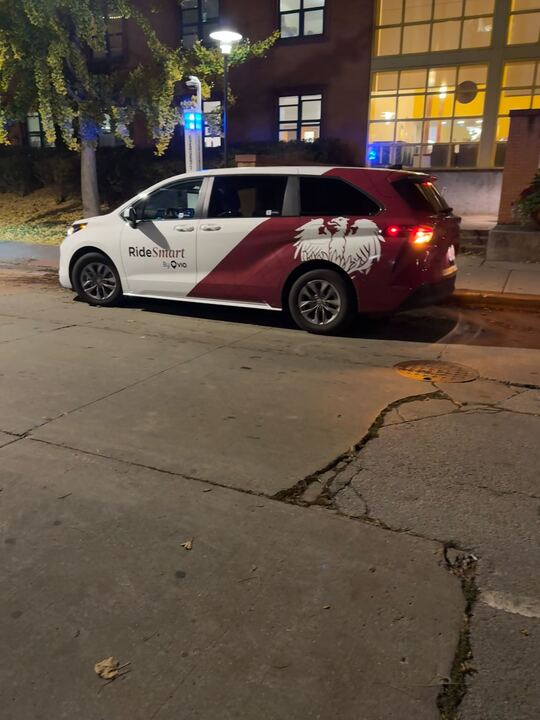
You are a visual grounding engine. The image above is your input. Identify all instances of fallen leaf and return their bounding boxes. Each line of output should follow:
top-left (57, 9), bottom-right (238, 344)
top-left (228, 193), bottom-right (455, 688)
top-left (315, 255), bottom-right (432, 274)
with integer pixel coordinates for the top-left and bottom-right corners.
top-left (94, 657), bottom-right (131, 680)
top-left (181, 538), bottom-right (194, 551)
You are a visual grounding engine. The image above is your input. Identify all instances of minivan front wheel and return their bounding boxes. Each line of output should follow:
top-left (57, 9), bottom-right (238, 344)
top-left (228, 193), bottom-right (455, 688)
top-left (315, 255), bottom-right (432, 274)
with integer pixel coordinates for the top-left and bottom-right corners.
top-left (288, 269), bottom-right (355, 334)
top-left (72, 252), bottom-right (122, 306)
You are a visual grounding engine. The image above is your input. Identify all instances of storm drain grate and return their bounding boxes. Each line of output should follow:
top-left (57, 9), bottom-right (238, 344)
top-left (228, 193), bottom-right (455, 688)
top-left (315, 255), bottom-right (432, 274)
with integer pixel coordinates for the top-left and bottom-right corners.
top-left (394, 360), bottom-right (479, 383)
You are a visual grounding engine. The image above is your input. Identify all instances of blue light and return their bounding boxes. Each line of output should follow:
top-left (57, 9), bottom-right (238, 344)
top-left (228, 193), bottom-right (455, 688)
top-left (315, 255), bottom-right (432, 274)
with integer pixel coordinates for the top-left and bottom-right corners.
top-left (368, 149), bottom-right (377, 162)
top-left (184, 111), bottom-right (203, 132)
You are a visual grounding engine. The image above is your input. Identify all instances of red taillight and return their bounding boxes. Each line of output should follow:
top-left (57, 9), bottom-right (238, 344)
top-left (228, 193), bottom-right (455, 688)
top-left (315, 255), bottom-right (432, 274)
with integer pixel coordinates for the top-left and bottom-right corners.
top-left (410, 226), bottom-right (434, 246)
top-left (385, 224), bottom-right (434, 246)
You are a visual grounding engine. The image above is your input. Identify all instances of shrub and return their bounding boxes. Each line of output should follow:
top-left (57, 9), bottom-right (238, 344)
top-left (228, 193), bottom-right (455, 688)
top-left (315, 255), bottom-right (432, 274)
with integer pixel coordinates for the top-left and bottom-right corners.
top-left (0, 136), bottom-right (355, 209)
top-left (227, 138), bottom-right (356, 167)
top-left (0, 148), bottom-right (38, 196)
top-left (96, 148), bottom-right (185, 206)
top-left (513, 171), bottom-right (540, 227)
top-left (32, 150), bottom-right (79, 202)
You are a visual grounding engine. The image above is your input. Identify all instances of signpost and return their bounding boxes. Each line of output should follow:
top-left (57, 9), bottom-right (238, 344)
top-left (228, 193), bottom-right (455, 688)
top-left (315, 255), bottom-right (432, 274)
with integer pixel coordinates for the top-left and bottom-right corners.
top-left (184, 75), bottom-right (203, 173)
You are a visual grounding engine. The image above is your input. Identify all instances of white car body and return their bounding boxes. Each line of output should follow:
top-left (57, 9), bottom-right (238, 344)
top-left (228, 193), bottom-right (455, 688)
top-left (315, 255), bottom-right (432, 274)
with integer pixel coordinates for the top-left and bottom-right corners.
top-left (60, 166), bottom-right (330, 310)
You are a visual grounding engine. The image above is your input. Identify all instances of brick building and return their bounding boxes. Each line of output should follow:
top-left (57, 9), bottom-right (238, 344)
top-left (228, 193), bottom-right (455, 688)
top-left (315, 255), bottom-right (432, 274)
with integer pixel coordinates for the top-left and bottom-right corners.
top-left (10, 0), bottom-right (540, 175)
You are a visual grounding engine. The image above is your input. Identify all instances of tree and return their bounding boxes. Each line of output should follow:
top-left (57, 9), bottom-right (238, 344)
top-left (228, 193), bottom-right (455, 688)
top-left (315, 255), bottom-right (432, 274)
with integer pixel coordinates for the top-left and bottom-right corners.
top-left (0, 1), bottom-right (277, 217)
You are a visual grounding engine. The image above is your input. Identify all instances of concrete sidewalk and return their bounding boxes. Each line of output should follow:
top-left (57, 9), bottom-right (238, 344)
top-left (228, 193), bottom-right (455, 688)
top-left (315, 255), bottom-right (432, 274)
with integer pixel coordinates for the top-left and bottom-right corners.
top-left (456, 254), bottom-right (540, 301)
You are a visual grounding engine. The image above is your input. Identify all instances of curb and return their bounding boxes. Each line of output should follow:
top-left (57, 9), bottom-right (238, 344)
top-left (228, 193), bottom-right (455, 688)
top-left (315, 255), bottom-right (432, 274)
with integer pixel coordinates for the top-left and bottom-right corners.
top-left (450, 289), bottom-right (540, 311)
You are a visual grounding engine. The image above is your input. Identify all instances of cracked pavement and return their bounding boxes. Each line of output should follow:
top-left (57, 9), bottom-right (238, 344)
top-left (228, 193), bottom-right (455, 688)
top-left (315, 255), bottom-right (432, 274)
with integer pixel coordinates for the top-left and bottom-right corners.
top-left (1, 270), bottom-right (539, 719)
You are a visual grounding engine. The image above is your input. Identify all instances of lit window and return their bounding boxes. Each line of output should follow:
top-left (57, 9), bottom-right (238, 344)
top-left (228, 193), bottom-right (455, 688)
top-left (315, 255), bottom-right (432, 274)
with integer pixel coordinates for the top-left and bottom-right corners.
top-left (451, 118), bottom-right (482, 142)
top-left (26, 114), bottom-right (45, 148)
top-left (431, 20), bottom-right (461, 51)
top-left (434, 0), bottom-right (463, 20)
top-left (369, 122), bottom-right (396, 142)
top-left (371, 71), bottom-right (399, 95)
top-left (503, 62), bottom-right (536, 87)
top-left (496, 60), bottom-right (540, 150)
top-left (508, 11), bottom-right (540, 44)
top-left (368, 64), bottom-right (487, 168)
top-left (203, 100), bottom-right (222, 148)
top-left (378, 0), bottom-right (403, 25)
top-left (465, 0), bottom-right (494, 12)
top-left (180, 0), bottom-right (219, 48)
top-left (280, 0), bottom-right (325, 39)
top-left (278, 94), bottom-right (322, 142)
top-left (376, 27), bottom-right (401, 55)
top-left (404, 0), bottom-right (432, 22)
top-left (402, 23), bottom-right (430, 53)
top-left (396, 120), bottom-right (423, 142)
top-left (374, 0), bottom-right (494, 56)
top-left (512, 0), bottom-right (540, 10)
top-left (369, 96), bottom-right (397, 121)
top-left (461, 16), bottom-right (493, 47)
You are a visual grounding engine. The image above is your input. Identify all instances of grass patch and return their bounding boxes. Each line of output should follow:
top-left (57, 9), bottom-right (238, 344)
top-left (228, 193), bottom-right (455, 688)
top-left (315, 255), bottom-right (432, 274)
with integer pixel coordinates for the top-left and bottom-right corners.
top-left (0, 189), bottom-right (83, 245)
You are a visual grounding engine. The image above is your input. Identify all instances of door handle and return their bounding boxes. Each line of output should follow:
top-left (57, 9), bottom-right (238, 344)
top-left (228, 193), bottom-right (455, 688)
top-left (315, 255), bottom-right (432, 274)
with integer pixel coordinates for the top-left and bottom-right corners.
top-left (174, 225), bottom-right (195, 232)
top-left (201, 225), bottom-right (222, 231)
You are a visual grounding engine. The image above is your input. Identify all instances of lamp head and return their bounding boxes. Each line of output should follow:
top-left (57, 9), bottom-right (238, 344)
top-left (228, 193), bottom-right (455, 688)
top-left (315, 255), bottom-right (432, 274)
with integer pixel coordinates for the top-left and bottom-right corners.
top-left (209, 29), bottom-right (242, 54)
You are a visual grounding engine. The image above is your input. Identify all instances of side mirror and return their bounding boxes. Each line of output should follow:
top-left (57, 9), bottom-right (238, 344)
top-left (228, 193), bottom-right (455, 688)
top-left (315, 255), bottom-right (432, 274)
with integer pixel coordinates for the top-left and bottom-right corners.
top-left (123, 206), bottom-right (138, 229)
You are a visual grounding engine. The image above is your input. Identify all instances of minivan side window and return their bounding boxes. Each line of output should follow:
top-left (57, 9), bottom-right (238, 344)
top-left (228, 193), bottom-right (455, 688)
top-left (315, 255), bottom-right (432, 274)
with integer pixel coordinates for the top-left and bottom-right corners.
top-left (208, 176), bottom-right (288, 218)
top-left (136, 180), bottom-right (202, 221)
top-left (300, 177), bottom-right (380, 217)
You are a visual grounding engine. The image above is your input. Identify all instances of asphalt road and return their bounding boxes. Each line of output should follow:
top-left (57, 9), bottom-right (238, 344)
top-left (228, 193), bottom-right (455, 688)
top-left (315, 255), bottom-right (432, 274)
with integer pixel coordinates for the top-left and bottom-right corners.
top-left (1, 267), bottom-right (539, 720)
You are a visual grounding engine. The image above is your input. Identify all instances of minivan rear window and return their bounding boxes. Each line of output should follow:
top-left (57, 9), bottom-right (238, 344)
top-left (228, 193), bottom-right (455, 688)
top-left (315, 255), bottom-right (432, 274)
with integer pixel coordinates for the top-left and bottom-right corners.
top-left (300, 177), bottom-right (380, 217)
top-left (393, 178), bottom-right (451, 213)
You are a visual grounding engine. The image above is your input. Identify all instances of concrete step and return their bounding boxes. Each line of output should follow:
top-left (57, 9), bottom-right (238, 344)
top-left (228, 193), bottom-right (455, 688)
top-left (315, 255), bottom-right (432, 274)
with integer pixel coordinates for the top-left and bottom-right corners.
top-left (460, 228), bottom-right (489, 248)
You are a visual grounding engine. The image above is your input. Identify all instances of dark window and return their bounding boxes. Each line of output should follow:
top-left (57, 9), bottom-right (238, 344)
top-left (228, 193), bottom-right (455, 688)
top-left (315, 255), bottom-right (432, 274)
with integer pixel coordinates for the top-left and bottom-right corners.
top-left (393, 179), bottom-right (451, 213)
top-left (180, 0), bottom-right (219, 47)
top-left (137, 180), bottom-right (202, 221)
top-left (208, 176), bottom-right (288, 218)
top-left (93, 17), bottom-right (124, 60)
top-left (279, 94), bottom-right (322, 142)
top-left (280, 0), bottom-right (325, 38)
top-left (299, 177), bottom-right (380, 216)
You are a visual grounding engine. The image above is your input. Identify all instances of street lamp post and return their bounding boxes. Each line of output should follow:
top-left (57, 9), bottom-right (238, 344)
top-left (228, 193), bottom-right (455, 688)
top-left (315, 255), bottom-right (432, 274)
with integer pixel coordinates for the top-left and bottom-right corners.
top-left (209, 29), bottom-right (242, 168)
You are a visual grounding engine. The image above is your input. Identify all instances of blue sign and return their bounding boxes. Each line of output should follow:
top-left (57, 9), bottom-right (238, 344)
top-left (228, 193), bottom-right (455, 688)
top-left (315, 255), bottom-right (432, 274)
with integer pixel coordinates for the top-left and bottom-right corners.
top-left (184, 111), bottom-right (203, 132)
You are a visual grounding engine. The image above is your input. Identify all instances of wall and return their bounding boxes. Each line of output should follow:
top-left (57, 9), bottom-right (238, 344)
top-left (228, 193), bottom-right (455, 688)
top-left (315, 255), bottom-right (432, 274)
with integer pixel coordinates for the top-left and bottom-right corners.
top-left (221, 0), bottom-right (375, 166)
top-left (497, 110), bottom-right (540, 224)
top-left (434, 170), bottom-right (502, 216)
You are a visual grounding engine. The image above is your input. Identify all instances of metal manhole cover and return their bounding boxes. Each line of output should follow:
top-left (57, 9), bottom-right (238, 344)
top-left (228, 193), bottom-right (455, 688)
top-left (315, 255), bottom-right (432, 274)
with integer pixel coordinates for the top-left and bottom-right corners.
top-left (394, 360), bottom-right (479, 383)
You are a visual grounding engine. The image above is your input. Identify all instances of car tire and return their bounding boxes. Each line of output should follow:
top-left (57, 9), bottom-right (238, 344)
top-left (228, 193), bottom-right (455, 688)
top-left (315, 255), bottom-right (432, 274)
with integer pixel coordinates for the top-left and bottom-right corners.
top-left (72, 252), bottom-right (123, 307)
top-left (288, 268), bottom-right (355, 335)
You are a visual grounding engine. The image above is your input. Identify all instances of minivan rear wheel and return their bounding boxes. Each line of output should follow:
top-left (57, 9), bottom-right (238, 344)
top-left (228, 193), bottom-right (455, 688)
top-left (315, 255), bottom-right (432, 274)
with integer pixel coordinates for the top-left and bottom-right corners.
top-left (72, 252), bottom-right (122, 307)
top-left (288, 269), bottom-right (354, 334)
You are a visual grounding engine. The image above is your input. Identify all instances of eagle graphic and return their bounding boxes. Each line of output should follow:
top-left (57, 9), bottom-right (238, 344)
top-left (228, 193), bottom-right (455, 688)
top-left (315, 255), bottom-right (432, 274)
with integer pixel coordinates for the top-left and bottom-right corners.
top-left (293, 217), bottom-right (384, 276)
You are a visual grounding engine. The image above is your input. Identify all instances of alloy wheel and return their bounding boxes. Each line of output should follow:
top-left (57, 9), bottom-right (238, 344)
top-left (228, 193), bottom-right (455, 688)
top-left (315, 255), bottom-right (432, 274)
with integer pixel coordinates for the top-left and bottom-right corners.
top-left (80, 262), bottom-right (117, 301)
top-left (298, 279), bottom-right (342, 326)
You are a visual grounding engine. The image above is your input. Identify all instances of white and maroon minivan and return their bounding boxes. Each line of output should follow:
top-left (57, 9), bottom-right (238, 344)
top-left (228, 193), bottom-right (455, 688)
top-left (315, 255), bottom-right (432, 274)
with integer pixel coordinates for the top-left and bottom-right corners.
top-left (59, 166), bottom-right (459, 334)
